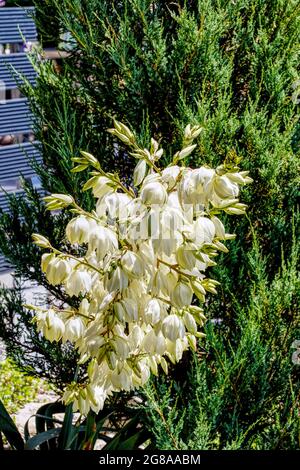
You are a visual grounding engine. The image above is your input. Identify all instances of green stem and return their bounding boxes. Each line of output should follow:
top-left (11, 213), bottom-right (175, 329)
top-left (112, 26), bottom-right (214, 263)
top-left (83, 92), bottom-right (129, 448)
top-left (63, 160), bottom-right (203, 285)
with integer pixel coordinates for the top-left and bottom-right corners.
top-left (52, 247), bottom-right (104, 275)
top-left (157, 258), bottom-right (190, 279)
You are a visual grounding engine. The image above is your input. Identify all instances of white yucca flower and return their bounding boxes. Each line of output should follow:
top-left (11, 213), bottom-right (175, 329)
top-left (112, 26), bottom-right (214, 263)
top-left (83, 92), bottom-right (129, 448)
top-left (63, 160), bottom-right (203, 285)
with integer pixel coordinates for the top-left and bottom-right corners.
top-left (63, 316), bottom-right (85, 342)
top-left (65, 270), bottom-right (92, 296)
top-left (162, 314), bottom-right (185, 341)
top-left (144, 298), bottom-right (161, 324)
top-left (171, 282), bottom-right (193, 308)
top-left (66, 215), bottom-right (95, 244)
top-left (88, 226), bottom-right (118, 260)
top-left (36, 309), bottom-right (65, 343)
top-left (213, 175), bottom-right (239, 199)
top-left (141, 181), bottom-right (168, 205)
top-left (120, 250), bottom-right (144, 278)
top-left (31, 120), bottom-right (252, 415)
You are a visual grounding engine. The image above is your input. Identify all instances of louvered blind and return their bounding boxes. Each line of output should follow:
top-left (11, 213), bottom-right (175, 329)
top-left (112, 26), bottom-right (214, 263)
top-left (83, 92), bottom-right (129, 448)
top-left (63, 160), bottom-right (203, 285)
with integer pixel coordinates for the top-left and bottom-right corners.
top-left (0, 6), bottom-right (41, 273)
top-left (0, 7), bottom-right (37, 44)
top-left (0, 53), bottom-right (36, 90)
top-left (0, 142), bottom-right (41, 182)
top-left (0, 98), bottom-right (34, 135)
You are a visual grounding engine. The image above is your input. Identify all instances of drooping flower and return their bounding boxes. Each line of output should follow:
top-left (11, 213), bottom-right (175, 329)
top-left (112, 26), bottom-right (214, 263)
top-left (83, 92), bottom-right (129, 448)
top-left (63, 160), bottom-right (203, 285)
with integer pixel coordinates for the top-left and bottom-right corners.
top-left (65, 270), bottom-right (92, 296)
top-left (31, 120), bottom-right (252, 415)
top-left (141, 180), bottom-right (167, 206)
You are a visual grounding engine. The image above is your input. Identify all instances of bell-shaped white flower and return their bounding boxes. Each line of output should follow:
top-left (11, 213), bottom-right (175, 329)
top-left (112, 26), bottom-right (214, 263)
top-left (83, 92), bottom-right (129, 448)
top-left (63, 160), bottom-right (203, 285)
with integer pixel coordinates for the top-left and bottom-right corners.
top-left (192, 167), bottom-right (215, 199)
top-left (193, 216), bottom-right (216, 245)
top-left (142, 328), bottom-right (157, 354)
top-left (85, 336), bottom-right (106, 357)
top-left (45, 257), bottom-right (71, 286)
top-left (139, 361), bottom-right (151, 384)
top-left (211, 216), bottom-right (226, 239)
top-left (128, 325), bottom-right (144, 349)
top-left (89, 226), bottom-right (118, 260)
top-left (111, 368), bottom-right (132, 391)
top-left (138, 241), bottom-right (155, 268)
top-left (92, 176), bottom-right (114, 198)
top-left (64, 316), bottom-right (85, 342)
top-left (107, 266), bottom-right (129, 293)
top-left (213, 175), bottom-right (239, 199)
top-left (65, 270), bottom-right (92, 296)
top-left (96, 192), bottom-right (131, 219)
top-left (176, 243), bottom-right (197, 270)
top-left (66, 215), bottom-right (95, 244)
top-left (114, 301), bottom-right (126, 322)
top-left (157, 269), bottom-right (178, 297)
top-left (166, 338), bottom-right (185, 362)
top-left (171, 281), bottom-right (193, 308)
top-left (37, 309), bottom-right (65, 343)
top-left (121, 250), bottom-right (144, 278)
top-left (86, 384), bottom-right (106, 413)
top-left (156, 331), bottom-right (166, 356)
top-left (162, 314), bottom-right (185, 341)
top-left (141, 181), bottom-right (167, 205)
top-left (179, 167), bottom-right (214, 205)
top-left (121, 298), bottom-right (138, 321)
top-left (144, 298), bottom-right (161, 324)
top-left (161, 166), bottom-right (181, 189)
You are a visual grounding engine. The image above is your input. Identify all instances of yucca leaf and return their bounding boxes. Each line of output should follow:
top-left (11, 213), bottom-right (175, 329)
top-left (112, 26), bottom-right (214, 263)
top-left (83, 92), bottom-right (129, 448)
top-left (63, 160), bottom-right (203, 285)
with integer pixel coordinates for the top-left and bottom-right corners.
top-left (25, 428), bottom-right (61, 450)
top-left (0, 400), bottom-right (24, 450)
top-left (57, 402), bottom-right (74, 449)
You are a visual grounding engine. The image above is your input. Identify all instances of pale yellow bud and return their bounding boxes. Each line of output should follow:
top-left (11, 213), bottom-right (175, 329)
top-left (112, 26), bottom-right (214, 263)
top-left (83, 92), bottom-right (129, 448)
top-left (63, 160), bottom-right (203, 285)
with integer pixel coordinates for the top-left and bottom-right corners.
top-left (178, 144), bottom-right (197, 160)
top-left (32, 233), bottom-right (51, 249)
top-left (183, 312), bottom-right (197, 334)
top-left (190, 279), bottom-right (206, 302)
top-left (133, 159), bottom-right (147, 186)
top-left (160, 357), bottom-right (168, 375)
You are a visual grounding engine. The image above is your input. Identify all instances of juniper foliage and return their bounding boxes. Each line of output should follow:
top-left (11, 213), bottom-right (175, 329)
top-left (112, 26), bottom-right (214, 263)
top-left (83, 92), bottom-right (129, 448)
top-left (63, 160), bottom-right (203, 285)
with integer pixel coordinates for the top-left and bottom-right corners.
top-left (142, 232), bottom-right (300, 449)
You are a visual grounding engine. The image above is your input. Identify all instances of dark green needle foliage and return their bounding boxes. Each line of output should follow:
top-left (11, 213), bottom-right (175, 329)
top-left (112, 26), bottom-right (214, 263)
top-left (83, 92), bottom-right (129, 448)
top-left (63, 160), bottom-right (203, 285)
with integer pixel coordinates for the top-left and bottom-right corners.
top-left (142, 232), bottom-right (300, 449)
top-left (0, 0), bottom-right (299, 446)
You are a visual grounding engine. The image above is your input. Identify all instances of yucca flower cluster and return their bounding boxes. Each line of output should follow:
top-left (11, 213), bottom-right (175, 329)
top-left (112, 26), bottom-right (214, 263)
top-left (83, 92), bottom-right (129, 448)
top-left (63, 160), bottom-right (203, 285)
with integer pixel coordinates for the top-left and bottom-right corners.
top-left (30, 121), bottom-right (252, 415)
